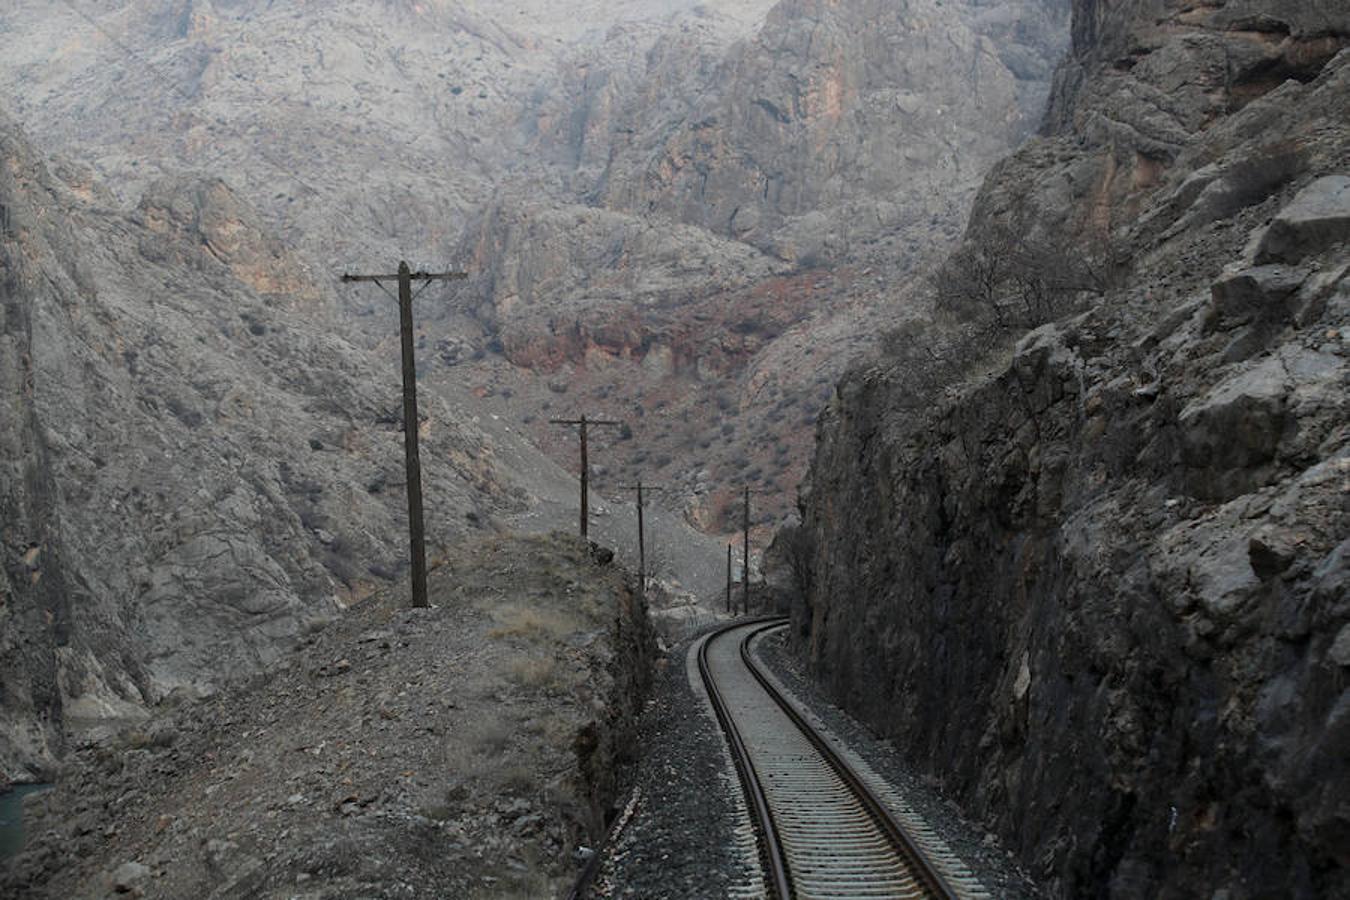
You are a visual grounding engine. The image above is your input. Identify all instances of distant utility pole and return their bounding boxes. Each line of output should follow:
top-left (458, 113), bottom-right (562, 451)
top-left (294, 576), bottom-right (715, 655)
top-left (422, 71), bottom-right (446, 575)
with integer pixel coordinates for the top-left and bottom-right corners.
top-left (341, 261), bottom-right (467, 609)
top-left (726, 544), bottom-right (733, 615)
top-left (739, 486), bottom-right (772, 615)
top-left (550, 414), bottom-right (623, 540)
top-left (616, 481), bottom-right (665, 593)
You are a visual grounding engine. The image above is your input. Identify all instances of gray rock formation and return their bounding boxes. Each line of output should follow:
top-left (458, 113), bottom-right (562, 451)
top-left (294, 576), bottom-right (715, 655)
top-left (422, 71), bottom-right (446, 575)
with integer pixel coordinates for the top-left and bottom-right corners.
top-left (0, 113), bottom-right (543, 779)
top-left (0, 0), bottom-right (1074, 777)
top-left (792, 4), bottom-right (1349, 897)
top-left (595, 0), bottom-right (1065, 264)
top-left (0, 0), bottom-right (1070, 531)
top-left (447, 0), bottom-right (1068, 525)
top-left (1257, 175), bottom-right (1350, 264)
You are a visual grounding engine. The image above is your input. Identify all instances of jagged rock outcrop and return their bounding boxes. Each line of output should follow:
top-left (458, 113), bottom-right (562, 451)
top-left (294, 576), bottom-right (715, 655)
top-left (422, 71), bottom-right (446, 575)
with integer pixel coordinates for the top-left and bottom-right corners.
top-left (594, 0), bottom-right (1066, 263)
top-left (795, 4), bottom-right (1348, 897)
top-left (455, 198), bottom-right (789, 370)
top-left (134, 176), bottom-right (324, 305)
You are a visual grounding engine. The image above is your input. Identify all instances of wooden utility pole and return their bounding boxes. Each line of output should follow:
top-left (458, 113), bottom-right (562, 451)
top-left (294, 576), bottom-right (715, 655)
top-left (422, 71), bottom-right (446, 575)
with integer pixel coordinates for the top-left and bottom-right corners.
top-left (616, 481), bottom-right (665, 593)
top-left (737, 486), bottom-right (772, 615)
top-left (726, 544), bottom-right (733, 615)
top-left (743, 485), bottom-right (751, 615)
top-left (341, 261), bottom-right (467, 608)
top-left (550, 414), bottom-right (623, 540)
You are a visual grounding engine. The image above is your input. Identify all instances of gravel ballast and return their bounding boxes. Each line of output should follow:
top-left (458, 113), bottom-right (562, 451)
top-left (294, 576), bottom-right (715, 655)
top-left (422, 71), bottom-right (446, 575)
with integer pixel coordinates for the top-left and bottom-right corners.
top-left (588, 625), bottom-right (760, 899)
top-left (594, 619), bottom-right (1043, 898)
top-left (754, 626), bottom-right (1045, 900)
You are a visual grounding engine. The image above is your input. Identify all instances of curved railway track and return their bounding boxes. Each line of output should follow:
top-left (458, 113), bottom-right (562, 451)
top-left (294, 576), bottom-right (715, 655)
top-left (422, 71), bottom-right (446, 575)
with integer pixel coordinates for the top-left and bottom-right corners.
top-left (698, 619), bottom-right (989, 900)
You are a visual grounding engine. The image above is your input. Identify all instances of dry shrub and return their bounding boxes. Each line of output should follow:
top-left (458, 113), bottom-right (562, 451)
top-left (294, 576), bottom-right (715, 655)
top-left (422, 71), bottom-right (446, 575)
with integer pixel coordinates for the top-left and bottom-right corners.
top-left (934, 189), bottom-right (1124, 330)
top-left (116, 726), bottom-right (176, 751)
top-left (497, 764), bottom-right (536, 795)
top-left (507, 655), bottom-right (565, 692)
top-left (487, 604), bottom-right (579, 642)
top-left (519, 713), bottom-right (573, 746)
top-left (418, 803), bottom-right (456, 822)
top-left (468, 870), bottom-right (556, 899)
top-left (775, 524), bottom-right (815, 603)
top-left (468, 719), bottom-right (513, 755)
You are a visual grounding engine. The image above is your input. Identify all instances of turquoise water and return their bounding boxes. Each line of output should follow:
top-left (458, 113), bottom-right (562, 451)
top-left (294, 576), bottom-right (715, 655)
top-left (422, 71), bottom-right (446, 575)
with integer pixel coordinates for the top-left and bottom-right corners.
top-left (0, 784), bottom-right (52, 859)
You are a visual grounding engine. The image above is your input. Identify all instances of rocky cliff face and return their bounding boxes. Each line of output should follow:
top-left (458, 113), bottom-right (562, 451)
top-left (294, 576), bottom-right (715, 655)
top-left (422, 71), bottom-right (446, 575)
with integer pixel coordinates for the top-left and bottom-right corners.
top-left (449, 0), bottom-right (1069, 525)
top-left (793, 3), bottom-right (1349, 897)
top-left (594, 0), bottom-right (1064, 264)
top-left (0, 114), bottom-right (544, 780)
top-left (0, 0), bottom-right (1069, 531)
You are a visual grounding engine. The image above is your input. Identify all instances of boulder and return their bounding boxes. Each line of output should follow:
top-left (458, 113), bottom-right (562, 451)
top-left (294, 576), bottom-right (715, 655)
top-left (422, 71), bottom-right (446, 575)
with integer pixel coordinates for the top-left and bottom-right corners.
top-left (110, 861), bottom-right (150, 894)
top-left (1179, 356), bottom-right (1289, 501)
top-left (1248, 529), bottom-right (1298, 581)
top-left (1331, 623), bottom-right (1350, 668)
top-left (1210, 265), bottom-right (1308, 328)
top-left (1210, 264), bottom-right (1312, 361)
top-left (1256, 175), bottom-right (1350, 264)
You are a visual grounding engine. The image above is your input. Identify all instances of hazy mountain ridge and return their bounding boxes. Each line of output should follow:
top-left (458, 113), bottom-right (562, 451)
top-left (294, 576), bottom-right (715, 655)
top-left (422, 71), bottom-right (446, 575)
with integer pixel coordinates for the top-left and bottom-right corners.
top-left (0, 0), bottom-right (1069, 533)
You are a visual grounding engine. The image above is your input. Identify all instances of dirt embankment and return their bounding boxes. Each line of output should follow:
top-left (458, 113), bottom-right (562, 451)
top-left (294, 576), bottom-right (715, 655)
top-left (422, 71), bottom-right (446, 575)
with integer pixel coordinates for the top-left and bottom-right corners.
top-left (2, 532), bottom-right (654, 899)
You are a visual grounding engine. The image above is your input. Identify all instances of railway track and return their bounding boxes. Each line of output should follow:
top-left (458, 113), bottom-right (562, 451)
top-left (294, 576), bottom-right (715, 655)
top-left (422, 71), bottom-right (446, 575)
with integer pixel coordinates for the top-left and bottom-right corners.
top-left (698, 619), bottom-right (990, 900)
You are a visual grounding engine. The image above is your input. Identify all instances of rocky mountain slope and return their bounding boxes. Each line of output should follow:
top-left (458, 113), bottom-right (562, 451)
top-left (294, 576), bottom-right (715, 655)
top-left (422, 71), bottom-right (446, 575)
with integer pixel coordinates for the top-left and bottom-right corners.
top-left (791, 2), bottom-right (1349, 896)
top-left (0, 0), bottom-right (1073, 783)
top-left (0, 0), bottom-right (1068, 532)
top-left (0, 110), bottom-right (632, 781)
top-left (454, 0), bottom-right (1069, 525)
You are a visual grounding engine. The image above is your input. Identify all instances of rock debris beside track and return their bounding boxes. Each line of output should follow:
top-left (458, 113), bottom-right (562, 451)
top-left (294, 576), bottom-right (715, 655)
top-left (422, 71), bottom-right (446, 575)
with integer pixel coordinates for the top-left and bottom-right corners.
top-left (755, 629), bottom-right (1044, 900)
top-left (589, 626), bottom-right (760, 900)
top-left (2, 533), bottom-right (652, 900)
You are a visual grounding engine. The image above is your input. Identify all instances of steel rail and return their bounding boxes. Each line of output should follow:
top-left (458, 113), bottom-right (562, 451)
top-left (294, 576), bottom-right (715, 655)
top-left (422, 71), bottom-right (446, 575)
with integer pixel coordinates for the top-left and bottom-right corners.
top-left (565, 786), bottom-right (641, 900)
top-left (739, 622), bottom-right (961, 900)
top-left (698, 618), bottom-right (795, 900)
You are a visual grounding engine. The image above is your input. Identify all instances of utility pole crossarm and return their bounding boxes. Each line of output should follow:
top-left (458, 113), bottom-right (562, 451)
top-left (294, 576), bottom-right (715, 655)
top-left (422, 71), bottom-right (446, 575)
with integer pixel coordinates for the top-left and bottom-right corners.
top-left (341, 271), bottom-right (468, 282)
